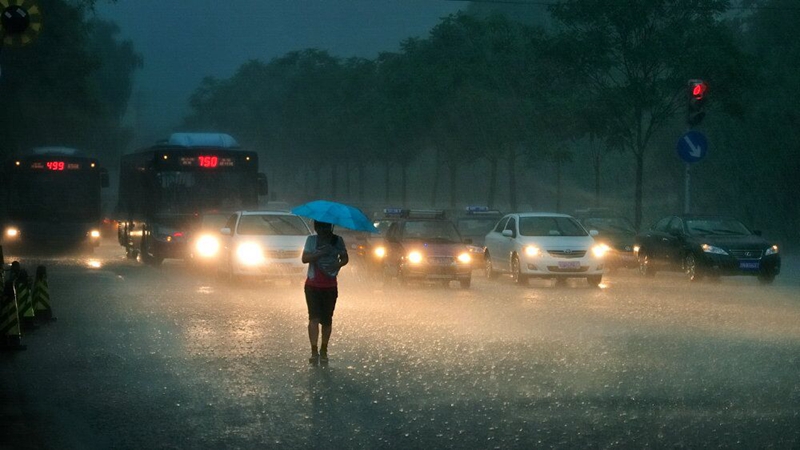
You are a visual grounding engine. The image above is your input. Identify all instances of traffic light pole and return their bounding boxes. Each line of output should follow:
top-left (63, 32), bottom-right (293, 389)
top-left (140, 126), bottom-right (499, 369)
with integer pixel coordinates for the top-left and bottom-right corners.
top-left (684, 162), bottom-right (691, 214)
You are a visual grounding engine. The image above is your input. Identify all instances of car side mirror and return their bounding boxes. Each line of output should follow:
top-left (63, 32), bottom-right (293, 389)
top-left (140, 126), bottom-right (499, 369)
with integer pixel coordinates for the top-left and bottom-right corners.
top-left (589, 229), bottom-right (599, 237)
top-left (502, 229), bottom-right (514, 238)
top-left (463, 238), bottom-right (473, 245)
top-left (220, 227), bottom-right (232, 236)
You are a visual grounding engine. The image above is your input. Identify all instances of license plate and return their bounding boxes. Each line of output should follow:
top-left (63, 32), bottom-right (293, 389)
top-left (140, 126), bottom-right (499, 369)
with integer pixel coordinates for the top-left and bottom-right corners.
top-left (558, 261), bottom-right (581, 269)
top-left (739, 261), bottom-right (760, 270)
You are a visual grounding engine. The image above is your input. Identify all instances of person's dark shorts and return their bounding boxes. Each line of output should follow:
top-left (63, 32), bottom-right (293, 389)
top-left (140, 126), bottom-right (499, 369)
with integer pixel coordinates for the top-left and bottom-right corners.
top-left (305, 286), bottom-right (338, 325)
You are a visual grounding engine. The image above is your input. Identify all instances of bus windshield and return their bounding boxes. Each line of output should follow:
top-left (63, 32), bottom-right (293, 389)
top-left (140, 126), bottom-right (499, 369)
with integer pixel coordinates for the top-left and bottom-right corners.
top-left (8, 172), bottom-right (100, 221)
top-left (155, 171), bottom-right (255, 214)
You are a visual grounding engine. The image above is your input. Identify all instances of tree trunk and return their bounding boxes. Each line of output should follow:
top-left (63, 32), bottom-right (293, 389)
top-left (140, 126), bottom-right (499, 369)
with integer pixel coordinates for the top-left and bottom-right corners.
top-left (594, 151), bottom-right (601, 207)
top-left (430, 147), bottom-right (441, 207)
top-left (556, 160), bottom-right (562, 213)
top-left (357, 163), bottom-right (365, 205)
top-left (384, 160), bottom-right (391, 205)
top-left (635, 152), bottom-right (644, 230)
top-left (508, 148), bottom-right (518, 211)
top-left (487, 157), bottom-right (498, 209)
top-left (401, 163), bottom-right (408, 207)
top-left (331, 164), bottom-right (338, 199)
top-left (449, 163), bottom-right (458, 208)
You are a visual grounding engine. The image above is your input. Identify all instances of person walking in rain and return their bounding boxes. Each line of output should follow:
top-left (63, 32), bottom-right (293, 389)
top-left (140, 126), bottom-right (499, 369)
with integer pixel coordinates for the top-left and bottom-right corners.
top-left (302, 220), bottom-right (348, 365)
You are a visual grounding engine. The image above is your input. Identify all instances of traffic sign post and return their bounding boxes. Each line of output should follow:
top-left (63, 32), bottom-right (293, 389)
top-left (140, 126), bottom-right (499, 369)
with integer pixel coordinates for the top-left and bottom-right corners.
top-left (676, 130), bottom-right (709, 214)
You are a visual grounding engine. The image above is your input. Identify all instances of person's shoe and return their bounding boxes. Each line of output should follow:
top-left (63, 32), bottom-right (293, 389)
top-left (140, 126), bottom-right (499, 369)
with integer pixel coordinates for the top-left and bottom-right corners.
top-left (319, 351), bottom-right (329, 364)
top-left (309, 353), bottom-right (319, 365)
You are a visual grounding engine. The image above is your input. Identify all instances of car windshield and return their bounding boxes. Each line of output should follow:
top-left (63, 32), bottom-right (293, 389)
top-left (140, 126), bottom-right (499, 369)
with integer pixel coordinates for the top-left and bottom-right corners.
top-left (402, 220), bottom-right (462, 243)
top-left (686, 218), bottom-right (751, 236)
top-left (582, 217), bottom-right (636, 233)
top-left (457, 218), bottom-right (500, 237)
top-left (200, 214), bottom-right (229, 231)
top-left (519, 217), bottom-right (588, 237)
top-left (237, 215), bottom-right (310, 236)
top-left (373, 220), bottom-right (395, 235)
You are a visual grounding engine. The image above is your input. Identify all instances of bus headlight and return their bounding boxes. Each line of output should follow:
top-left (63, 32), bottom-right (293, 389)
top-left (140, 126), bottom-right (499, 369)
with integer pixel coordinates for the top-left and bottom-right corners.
top-left (236, 242), bottom-right (264, 266)
top-left (592, 243), bottom-right (611, 258)
top-left (196, 235), bottom-right (221, 258)
top-left (407, 251), bottom-right (423, 264)
top-left (5, 227), bottom-right (20, 239)
top-left (374, 246), bottom-right (386, 259)
top-left (457, 252), bottom-right (471, 264)
top-left (89, 230), bottom-right (101, 239)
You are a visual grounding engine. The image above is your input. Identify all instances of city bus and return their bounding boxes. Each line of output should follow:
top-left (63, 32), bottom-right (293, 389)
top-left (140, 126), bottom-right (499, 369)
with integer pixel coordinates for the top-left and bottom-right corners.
top-left (116, 132), bottom-right (267, 265)
top-left (0, 147), bottom-right (110, 252)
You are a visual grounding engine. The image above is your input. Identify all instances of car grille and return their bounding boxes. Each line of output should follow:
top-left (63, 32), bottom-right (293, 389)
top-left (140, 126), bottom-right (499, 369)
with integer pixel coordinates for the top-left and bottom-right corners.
top-left (546, 266), bottom-right (589, 273)
top-left (427, 256), bottom-right (455, 265)
top-left (728, 249), bottom-right (762, 259)
top-left (547, 250), bottom-right (587, 258)
top-left (265, 250), bottom-right (302, 259)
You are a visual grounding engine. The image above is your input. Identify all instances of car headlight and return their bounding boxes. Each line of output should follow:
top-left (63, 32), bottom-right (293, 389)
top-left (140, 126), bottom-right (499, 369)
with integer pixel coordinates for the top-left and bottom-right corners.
top-left (5, 227), bottom-right (20, 238)
top-left (196, 235), bottom-right (220, 258)
top-left (701, 244), bottom-right (728, 255)
top-left (374, 246), bottom-right (386, 259)
top-left (592, 243), bottom-right (611, 258)
top-left (457, 252), bottom-right (471, 264)
top-left (524, 245), bottom-right (540, 257)
top-left (236, 242), bottom-right (264, 266)
top-left (89, 229), bottom-right (101, 239)
top-left (407, 251), bottom-right (423, 264)
top-left (765, 245), bottom-right (779, 256)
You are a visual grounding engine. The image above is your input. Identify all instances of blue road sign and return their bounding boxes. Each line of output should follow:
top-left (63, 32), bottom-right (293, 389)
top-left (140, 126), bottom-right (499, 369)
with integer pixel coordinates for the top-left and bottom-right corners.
top-left (676, 130), bottom-right (708, 163)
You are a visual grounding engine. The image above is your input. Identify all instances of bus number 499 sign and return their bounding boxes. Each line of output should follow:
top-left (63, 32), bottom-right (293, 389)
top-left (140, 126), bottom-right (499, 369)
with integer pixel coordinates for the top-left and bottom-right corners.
top-left (677, 130), bottom-right (708, 163)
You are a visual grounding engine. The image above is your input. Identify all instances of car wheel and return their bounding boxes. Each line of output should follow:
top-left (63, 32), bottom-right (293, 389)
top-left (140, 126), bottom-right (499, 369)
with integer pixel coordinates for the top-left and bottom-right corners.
top-left (684, 253), bottom-right (703, 282)
top-left (460, 278), bottom-right (471, 289)
top-left (485, 253), bottom-right (498, 279)
top-left (587, 275), bottom-right (602, 287)
top-left (638, 251), bottom-right (656, 277)
top-left (512, 255), bottom-right (527, 285)
top-left (757, 273), bottom-right (775, 285)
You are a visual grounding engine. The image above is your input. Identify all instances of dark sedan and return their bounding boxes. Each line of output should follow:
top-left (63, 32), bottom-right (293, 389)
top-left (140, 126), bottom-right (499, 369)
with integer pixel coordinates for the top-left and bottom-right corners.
top-left (634, 215), bottom-right (780, 284)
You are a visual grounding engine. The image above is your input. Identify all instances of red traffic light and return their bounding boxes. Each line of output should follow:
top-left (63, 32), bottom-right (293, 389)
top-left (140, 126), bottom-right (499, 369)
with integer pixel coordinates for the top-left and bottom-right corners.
top-left (689, 79), bottom-right (707, 100)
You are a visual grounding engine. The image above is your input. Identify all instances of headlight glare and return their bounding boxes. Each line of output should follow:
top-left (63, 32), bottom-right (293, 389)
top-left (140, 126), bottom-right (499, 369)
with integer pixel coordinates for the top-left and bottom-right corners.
top-left (5, 227), bottom-right (19, 238)
top-left (457, 252), bottom-right (471, 264)
top-left (592, 243), bottom-right (611, 258)
top-left (524, 245), bottom-right (540, 257)
top-left (701, 244), bottom-right (728, 255)
top-left (196, 235), bottom-right (220, 258)
top-left (407, 251), bottom-right (423, 264)
top-left (374, 246), bottom-right (386, 258)
top-left (765, 245), bottom-right (779, 256)
top-left (89, 230), bottom-right (101, 239)
top-left (236, 242), bottom-right (264, 266)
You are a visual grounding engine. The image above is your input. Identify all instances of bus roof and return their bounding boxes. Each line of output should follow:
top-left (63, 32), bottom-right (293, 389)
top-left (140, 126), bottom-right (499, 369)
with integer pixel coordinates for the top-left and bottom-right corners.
top-left (162, 133), bottom-right (240, 149)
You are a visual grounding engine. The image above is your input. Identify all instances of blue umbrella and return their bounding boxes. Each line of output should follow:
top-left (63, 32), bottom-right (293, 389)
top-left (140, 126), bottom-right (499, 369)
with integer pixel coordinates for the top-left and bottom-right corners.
top-left (291, 200), bottom-right (378, 233)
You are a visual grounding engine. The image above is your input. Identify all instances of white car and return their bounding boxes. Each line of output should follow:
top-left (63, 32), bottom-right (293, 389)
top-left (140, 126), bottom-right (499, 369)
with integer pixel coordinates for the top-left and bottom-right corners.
top-left (483, 213), bottom-right (607, 287)
top-left (218, 211), bottom-right (311, 279)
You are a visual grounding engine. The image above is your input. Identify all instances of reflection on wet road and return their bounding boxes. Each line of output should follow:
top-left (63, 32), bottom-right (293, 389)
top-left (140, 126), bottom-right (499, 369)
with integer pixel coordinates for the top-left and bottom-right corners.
top-left (2, 242), bottom-right (799, 448)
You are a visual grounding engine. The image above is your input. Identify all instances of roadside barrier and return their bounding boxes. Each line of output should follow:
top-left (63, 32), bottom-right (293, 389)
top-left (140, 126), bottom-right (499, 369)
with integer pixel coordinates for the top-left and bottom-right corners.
top-left (15, 270), bottom-right (36, 330)
top-left (32, 265), bottom-right (55, 322)
top-left (0, 278), bottom-right (26, 351)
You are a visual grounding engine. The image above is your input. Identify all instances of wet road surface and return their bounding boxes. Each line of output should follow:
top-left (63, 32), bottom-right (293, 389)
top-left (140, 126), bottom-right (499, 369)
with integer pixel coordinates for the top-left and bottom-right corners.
top-left (2, 241), bottom-right (799, 448)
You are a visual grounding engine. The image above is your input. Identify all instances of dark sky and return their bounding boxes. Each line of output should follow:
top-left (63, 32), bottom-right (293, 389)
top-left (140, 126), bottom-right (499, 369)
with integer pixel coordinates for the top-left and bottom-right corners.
top-left (95, 0), bottom-right (463, 147)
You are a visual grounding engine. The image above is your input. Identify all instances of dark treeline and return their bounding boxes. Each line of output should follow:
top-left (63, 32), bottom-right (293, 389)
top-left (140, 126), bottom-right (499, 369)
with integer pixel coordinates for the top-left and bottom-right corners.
top-left (1, 1), bottom-right (797, 245)
top-left (182, 1), bottom-right (798, 244)
top-left (0, 0), bottom-right (140, 162)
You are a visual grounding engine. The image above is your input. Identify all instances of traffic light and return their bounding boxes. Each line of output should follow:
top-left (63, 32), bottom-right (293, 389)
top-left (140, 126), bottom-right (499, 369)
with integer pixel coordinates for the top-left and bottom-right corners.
top-left (0, 0), bottom-right (43, 47)
top-left (686, 79), bottom-right (708, 127)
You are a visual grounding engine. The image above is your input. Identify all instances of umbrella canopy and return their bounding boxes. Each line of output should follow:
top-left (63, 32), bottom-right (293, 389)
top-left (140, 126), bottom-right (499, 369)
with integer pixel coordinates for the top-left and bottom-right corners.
top-left (291, 200), bottom-right (378, 233)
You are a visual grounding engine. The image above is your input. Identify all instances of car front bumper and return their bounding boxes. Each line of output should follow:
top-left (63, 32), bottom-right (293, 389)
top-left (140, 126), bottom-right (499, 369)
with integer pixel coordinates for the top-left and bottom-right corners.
top-left (520, 255), bottom-right (604, 278)
top-left (700, 253), bottom-right (781, 277)
top-left (400, 262), bottom-right (472, 280)
top-left (234, 258), bottom-right (306, 277)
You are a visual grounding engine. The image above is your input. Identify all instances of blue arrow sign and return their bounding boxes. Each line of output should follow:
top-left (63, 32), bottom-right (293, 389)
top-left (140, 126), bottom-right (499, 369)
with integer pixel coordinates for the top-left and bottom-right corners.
top-left (676, 131), bottom-right (708, 163)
